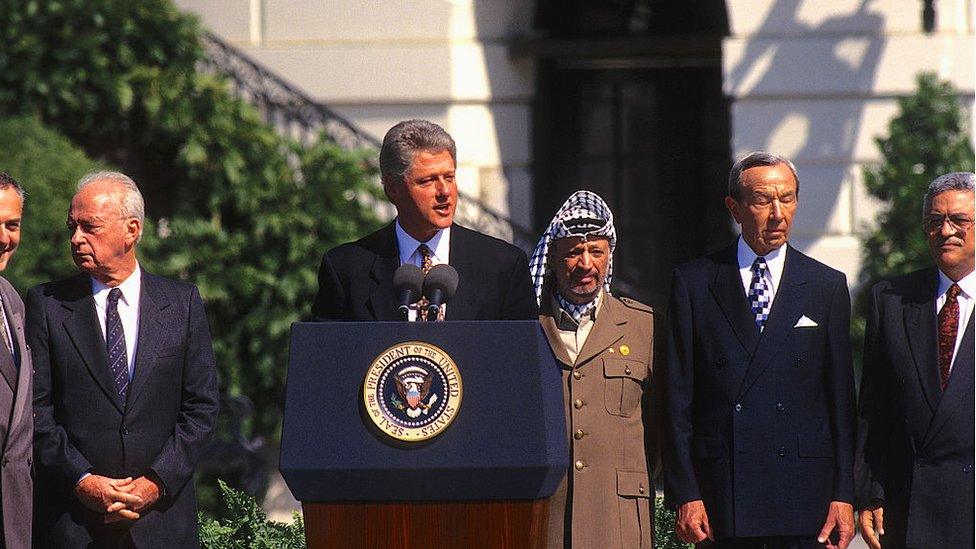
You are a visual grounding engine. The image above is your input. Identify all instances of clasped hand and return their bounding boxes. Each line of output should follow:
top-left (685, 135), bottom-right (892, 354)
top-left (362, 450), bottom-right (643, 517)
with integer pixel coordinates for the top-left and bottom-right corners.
top-left (75, 474), bottom-right (161, 524)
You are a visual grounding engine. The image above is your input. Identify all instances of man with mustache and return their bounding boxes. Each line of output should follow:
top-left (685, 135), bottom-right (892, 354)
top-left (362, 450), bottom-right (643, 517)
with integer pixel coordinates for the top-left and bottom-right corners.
top-left (662, 152), bottom-right (856, 549)
top-left (529, 190), bottom-right (658, 548)
top-left (856, 172), bottom-right (975, 549)
top-left (312, 119), bottom-right (536, 321)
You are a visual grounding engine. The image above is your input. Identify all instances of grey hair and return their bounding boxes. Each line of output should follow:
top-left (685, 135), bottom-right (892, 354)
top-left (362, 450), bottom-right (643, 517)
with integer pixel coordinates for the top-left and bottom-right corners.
top-left (0, 172), bottom-right (25, 200)
top-left (728, 151), bottom-right (800, 200)
top-left (379, 119), bottom-right (457, 186)
top-left (76, 171), bottom-right (145, 241)
top-left (923, 172), bottom-right (975, 214)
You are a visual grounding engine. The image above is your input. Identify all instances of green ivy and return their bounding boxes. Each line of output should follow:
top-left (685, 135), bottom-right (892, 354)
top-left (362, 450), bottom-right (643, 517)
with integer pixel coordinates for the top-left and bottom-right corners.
top-left (199, 480), bottom-right (305, 549)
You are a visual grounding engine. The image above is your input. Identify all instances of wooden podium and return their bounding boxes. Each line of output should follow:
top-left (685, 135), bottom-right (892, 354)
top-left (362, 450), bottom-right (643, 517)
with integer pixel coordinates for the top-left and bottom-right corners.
top-left (280, 321), bottom-right (567, 548)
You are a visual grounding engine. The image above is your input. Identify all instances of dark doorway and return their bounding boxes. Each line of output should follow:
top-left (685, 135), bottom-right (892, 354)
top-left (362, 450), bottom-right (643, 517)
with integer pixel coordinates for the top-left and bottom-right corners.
top-left (522, 0), bottom-right (732, 306)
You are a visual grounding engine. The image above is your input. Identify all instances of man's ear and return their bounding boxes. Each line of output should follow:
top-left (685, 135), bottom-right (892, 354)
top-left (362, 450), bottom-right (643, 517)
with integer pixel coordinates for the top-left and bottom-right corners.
top-left (125, 218), bottom-right (142, 246)
top-left (725, 196), bottom-right (742, 224)
top-left (382, 175), bottom-right (399, 204)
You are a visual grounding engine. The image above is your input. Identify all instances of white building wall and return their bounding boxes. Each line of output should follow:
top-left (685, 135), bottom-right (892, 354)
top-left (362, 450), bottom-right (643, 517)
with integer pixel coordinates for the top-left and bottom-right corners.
top-left (724, 0), bottom-right (975, 284)
top-left (174, 0), bottom-right (537, 228)
top-left (177, 0), bottom-right (975, 285)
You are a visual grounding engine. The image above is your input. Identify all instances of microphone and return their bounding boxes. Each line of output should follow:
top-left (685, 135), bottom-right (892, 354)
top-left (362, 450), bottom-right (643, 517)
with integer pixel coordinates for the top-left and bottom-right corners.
top-left (393, 264), bottom-right (424, 319)
top-left (421, 264), bottom-right (459, 321)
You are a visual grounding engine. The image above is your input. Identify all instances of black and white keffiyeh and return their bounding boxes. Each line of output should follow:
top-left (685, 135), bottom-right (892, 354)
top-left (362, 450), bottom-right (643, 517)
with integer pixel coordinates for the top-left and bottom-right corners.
top-left (528, 190), bottom-right (616, 306)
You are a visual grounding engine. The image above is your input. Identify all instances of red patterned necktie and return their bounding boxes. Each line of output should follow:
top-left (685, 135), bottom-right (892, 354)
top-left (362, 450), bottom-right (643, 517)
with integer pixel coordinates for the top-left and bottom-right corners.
top-left (418, 244), bottom-right (432, 322)
top-left (938, 283), bottom-right (962, 390)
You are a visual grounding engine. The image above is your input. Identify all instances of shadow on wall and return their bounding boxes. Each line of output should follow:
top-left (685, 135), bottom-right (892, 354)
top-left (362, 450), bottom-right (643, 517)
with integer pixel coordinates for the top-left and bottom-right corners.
top-left (471, 0), bottom-right (535, 229)
top-left (725, 0), bottom-right (885, 243)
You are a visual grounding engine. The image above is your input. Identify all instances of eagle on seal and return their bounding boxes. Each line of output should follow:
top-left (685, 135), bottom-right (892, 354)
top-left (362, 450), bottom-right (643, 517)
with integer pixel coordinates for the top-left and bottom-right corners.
top-left (395, 369), bottom-right (436, 418)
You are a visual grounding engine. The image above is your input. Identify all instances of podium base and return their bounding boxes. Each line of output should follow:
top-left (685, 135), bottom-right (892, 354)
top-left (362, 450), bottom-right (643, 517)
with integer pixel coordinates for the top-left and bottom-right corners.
top-left (303, 500), bottom-right (550, 548)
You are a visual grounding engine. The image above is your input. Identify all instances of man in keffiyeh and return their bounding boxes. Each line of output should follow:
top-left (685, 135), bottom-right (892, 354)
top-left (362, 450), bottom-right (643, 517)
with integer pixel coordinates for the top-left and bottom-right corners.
top-left (532, 190), bottom-right (658, 548)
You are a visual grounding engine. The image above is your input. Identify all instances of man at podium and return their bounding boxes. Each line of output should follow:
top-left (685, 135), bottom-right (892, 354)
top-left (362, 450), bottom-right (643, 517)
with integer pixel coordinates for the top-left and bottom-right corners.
top-left (311, 119), bottom-right (537, 321)
top-left (529, 190), bottom-right (658, 548)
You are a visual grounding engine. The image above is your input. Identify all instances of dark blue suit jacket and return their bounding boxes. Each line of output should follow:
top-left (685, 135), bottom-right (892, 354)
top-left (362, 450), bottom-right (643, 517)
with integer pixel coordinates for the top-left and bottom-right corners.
top-left (29, 271), bottom-right (219, 548)
top-left (855, 267), bottom-right (975, 549)
top-left (311, 222), bottom-right (537, 321)
top-left (662, 242), bottom-right (856, 538)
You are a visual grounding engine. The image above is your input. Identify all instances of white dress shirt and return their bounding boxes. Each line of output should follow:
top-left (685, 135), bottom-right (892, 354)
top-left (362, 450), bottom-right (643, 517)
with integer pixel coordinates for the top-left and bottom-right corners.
top-left (736, 236), bottom-right (787, 305)
top-left (395, 220), bottom-right (451, 321)
top-left (936, 269), bottom-right (975, 371)
top-left (91, 263), bottom-right (141, 379)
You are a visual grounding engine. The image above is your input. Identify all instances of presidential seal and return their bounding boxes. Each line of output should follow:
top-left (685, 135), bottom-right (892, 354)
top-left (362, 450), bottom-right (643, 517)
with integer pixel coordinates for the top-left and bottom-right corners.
top-left (363, 341), bottom-right (463, 442)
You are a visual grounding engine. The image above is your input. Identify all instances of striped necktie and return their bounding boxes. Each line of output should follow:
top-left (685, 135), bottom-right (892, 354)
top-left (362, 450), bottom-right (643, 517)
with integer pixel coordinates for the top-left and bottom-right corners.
top-left (106, 288), bottom-right (129, 402)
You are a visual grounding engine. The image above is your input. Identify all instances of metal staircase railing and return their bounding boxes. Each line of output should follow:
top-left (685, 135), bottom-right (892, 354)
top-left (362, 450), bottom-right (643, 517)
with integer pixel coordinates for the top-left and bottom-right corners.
top-left (198, 32), bottom-right (539, 252)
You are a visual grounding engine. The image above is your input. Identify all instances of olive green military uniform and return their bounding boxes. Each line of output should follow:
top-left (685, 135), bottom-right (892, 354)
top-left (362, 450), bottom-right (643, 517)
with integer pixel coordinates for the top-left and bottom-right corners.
top-left (541, 290), bottom-right (657, 548)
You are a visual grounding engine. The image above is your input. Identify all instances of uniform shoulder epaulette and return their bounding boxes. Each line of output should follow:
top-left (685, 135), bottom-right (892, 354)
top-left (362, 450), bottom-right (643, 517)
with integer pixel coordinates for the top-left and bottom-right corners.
top-left (619, 296), bottom-right (653, 314)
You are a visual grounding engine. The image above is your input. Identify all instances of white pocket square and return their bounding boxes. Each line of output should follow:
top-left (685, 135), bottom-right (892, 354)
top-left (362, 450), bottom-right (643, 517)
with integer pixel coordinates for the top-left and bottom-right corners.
top-left (794, 315), bottom-right (818, 328)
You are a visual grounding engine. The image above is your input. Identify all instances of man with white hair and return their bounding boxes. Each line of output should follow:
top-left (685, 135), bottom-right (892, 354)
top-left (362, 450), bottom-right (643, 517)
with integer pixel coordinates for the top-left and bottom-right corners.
top-left (856, 172), bottom-right (975, 549)
top-left (530, 190), bottom-right (658, 548)
top-left (30, 171), bottom-right (219, 548)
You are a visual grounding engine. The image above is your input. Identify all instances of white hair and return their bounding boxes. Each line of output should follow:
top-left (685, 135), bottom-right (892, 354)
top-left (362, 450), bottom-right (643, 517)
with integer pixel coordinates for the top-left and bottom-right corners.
top-left (76, 171), bottom-right (145, 241)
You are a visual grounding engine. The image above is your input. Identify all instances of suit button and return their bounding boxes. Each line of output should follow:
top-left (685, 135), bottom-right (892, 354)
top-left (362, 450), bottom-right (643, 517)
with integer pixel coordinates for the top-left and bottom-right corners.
top-left (121, 426), bottom-right (130, 436)
top-left (776, 403), bottom-right (785, 412)
top-left (574, 460), bottom-right (585, 471)
top-left (573, 399), bottom-right (584, 409)
top-left (914, 459), bottom-right (924, 468)
top-left (716, 356), bottom-right (728, 369)
top-left (572, 371), bottom-right (582, 380)
top-left (778, 447), bottom-right (786, 457)
top-left (734, 403), bottom-right (742, 412)
top-left (794, 358), bottom-right (802, 368)
top-left (964, 465), bottom-right (973, 473)
top-left (574, 429), bottom-right (585, 440)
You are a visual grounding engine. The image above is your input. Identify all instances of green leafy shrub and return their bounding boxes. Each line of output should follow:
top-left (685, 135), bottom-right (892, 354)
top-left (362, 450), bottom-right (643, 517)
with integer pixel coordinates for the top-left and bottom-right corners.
top-left (0, 1), bottom-right (383, 477)
top-left (854, 73), bottom-right (974, 358)
top-left (655, 497), bottom-right (693, 549)
top-left (0, 115), bottom-right (105, 290)
top-left (199, 480), bottom-right (305, 549)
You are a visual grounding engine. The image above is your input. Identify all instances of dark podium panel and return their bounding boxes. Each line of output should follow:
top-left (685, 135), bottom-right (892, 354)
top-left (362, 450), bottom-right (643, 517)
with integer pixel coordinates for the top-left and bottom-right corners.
top-left (280, 321), bottom-right (568, 548)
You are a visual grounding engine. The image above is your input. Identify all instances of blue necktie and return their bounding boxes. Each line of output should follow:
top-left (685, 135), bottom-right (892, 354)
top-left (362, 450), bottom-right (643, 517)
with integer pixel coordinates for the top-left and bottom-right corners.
top-left (749, 256), bottom-right (771, 330)
top-left (106, 288), bottom-right (129, 402)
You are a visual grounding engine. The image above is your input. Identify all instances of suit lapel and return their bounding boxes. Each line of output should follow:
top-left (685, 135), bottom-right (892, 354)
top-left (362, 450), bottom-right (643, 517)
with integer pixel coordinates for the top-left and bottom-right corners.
top-left (539, 314), bottom-right (573, 367)
top-left (6, 309), bottom-right (31, 450)
top-left (445, 225), bottom-right (480, 320)
top-left (922, 315), bottom-right (975, 449)
top-left (62, 275), bottom-right (124, 413)
top-left (125, 273), bottom-right (170, 408)
top-left (366, 223), bottom-right (400, 321)
top-left (736, 245), bottom-right (811, 400)
top-left (575, 296), bottom-right (625, 367)
top-left (709, 245), bottom-right (760, 357)
top-left (903, 271), bottom-right (942, 412)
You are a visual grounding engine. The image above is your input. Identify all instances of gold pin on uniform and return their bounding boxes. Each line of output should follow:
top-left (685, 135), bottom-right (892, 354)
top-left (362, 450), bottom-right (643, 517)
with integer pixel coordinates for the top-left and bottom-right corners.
top-left (619, 345), bottom-right (630, 356)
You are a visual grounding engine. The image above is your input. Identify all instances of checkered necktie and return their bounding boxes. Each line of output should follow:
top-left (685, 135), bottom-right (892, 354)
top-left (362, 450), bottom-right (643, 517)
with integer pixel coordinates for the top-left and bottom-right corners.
top-left (106, 288), bottom-right (129, 402)
top-left (418, 244), bottom-right (433, 322)
top-left (938, 283), bottom-right (961, 390)
top-left (749, 256), bottom-right (771, 330)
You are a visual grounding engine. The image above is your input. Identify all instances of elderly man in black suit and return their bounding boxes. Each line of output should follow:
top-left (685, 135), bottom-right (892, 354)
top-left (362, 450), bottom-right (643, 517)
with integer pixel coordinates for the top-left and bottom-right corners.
top-left (856, 172), bottom-right (975, 549)
top-left (311, 119), bottom-right (537, 321)
top-left (0, 173), bottom-right (33, 549)
top-left (30, 171), bottom-right (219, 548)
top-left (662, 152), bottom-right (856, 549)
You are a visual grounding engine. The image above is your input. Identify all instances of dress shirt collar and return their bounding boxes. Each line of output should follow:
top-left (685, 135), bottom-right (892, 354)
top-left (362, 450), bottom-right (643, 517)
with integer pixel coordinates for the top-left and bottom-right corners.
top-left (90, 263), bottom-right (142, 305)
top-left (736, 235), bottom-right (787, 291)
top-left (395, 220), bottom-right (451, 266)
top-left (938, 268), bottom-right (976, 300)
